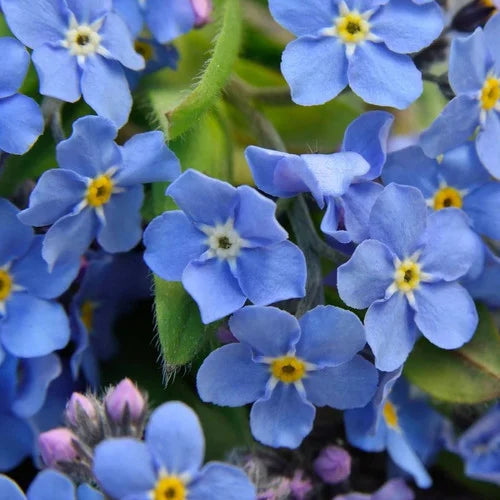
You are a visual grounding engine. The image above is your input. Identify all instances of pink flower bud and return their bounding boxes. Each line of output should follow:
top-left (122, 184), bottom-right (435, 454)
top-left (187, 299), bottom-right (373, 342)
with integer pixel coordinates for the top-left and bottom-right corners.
top-left (65, 392), bottom-right (96, 425)
top-left (314, 445), bottom-right (351, 484)
top-left (105, 378), bottom-right (145, 422)
top-left (38, 428), bottom-right (78, 467)
top-left (290, 470), bottom-right (313, 499)
top-left (191, 0), bottom-right (213, 27)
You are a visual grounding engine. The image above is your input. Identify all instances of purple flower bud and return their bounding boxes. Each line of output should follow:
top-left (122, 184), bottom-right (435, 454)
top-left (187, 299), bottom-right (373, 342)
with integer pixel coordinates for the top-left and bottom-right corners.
top-left (38, 428), bottom-right (78, 468)
top-left (105, 378), bottom-right (145, 422)
top-left (313, 445), bottom-right (351, 484)
top-left (216, 324), bottom-right (238, 344)
top-left (191, 0), bottom-right (213, 27)
top-left (65, 392), bottom-right (96, 425)
top-left (290, 470), bottom-right (313, 499)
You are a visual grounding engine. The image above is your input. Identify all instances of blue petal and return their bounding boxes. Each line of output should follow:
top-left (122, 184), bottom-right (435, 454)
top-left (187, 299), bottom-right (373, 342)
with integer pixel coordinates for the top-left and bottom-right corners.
top-left (371, 0), bottom-right (443, 54)
top-left (295, 305), bottom-right (366, 367)
top-left (197, 343), bottom-right (268, 406)
top-left (93, 438), bottom-right (156, 498)
top-left (189, 463), bottom-right (256, 500)
top-left (476, 111), bottom-right (500, 178)
top-left (458, 404), bottom-right (500, 457)
top-left (235, 242), bottom-right (306, 305)
top-left (65, 0), bottom-right (112, 23)
top-left (337, 239), bottom-right (395, 309)
top-left (342, 111), bottom-right (394, 181)
top-left (26, 469), bottom-right (75, 500)
top-left (365, 293), bottom-right (417, 371)
top-left (81, 57), bottom-right (132, 128)
top-left (485, 12), bottom-right (500, 72)
top-left (77, 484), bottom-right (104, 500)
top-left (371, 368), bottom-right (404, 427)
top-left (18, 169), bottom-right (86, 227)
top-left (115, 132), bottom-right (181, 186)
top-left (0, 413), bottom-right (34, 471)
top-left (229, 306), bottom-right (301, 356)
top-left (268, 0), bottom-right (334, 37)
top-left (250, 383), bottom-right (315, 448)
top-left (319, 198), bottom-right (342, 240)
top-left (167, 170), bottom-right (238, 226)
top-left (304, 355), bottom-right (378, 409)
top-left (369, 183), bottom-right (427, 259)
top-left (0, 475), bottom-right (24, 500)
top-left (144, 211), bottom-right (206, 281)
top-left (465, 245), bottom-right (500, 308)
top-left (348, 43), bottom-right (422, 109)
top-left (32, 44), bottom-right (81, 102)
top-left (145, 0), bottom-right (195, 43)
top-left (344, 406), bottom-right (387, 452)
top-left (97, 186), bottom-right (143, 253)
top-left (182, 258), bottom-right (246, 324)
top-left (1, 293), bottom-right (70, 357)
top-left (0, 37), bottom-right (30, 98)
top-left (146, 402), bottom-right (204, 476)
top-left (0, 198), bottom-right (33, 266)
top-left (281, 36), bottom-right (348, 106)
top-left (414, 282), bottom-right (477, 349)
top-left (113, 0), bottom-right (144, 37)
top-left (420, 95), bottom-right (479, 158)
top-left (0, 94), bottom-right (43, 155)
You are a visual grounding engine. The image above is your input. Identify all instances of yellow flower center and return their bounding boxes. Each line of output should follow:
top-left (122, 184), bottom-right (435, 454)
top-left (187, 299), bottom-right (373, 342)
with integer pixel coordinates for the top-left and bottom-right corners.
top-left (481, 76), bottom-right (500, 111)
top-left (336, 13), bottom-right (370, 43)
top-left (270, 356), bottom-right (306, 383)
top-left (86, 175), bottom-right (113, 207)
top-left (154, 476), bottom-right (186, 500)
top-left (0, 269), bottom-right (13, 301)
top-left (383, 401), bottom-right (399, 429)
top-left (394, 259), bottom-right (421, 292)
top-left (433, 186), bottom-right (463, 210)
top-left (80, 301), bottom-right (95, 331)
top-left (134, 40), bottom-right (154, 62)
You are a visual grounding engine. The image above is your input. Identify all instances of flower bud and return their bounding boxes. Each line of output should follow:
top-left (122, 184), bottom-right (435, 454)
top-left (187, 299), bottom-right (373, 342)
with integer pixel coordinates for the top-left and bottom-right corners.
top-left (313, 445), bottom-right (351, 484)
top-left (191, 0), bottom-right (213, 27)
top-left (216, 324), bottom-right (238, 344)
top-left (105, 378), bottom-right (145, 422)
top-left (290, 470), bottom-right (312, 499)
top-left (65, 392), bottom-right (96, 426)
top-left (38, 428), bottom-right (78, 468)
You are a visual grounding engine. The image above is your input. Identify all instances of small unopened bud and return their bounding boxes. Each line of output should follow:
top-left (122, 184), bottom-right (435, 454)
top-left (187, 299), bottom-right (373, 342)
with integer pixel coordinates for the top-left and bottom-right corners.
top-left (191, 0), bottom-right (213, 27)
top-left (66, 393), bottom-right (96, 426)
top-left (105, 378), bottom-right (145, 422)
top-left (290, 470), bottom-right (312, 500)
top-left (38, 428), bottom-right (78, 468)
top-left (314, 445), bottom-right (351, 484)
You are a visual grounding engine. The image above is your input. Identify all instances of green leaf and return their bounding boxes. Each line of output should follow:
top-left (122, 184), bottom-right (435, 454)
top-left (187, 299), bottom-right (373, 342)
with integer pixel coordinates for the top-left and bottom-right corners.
top-left (404, 304), bottom-right (500, 403)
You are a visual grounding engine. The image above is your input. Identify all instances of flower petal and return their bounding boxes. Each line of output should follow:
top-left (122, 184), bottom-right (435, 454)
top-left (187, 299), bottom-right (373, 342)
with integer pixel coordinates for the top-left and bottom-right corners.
top-left (0, 414), bottom-right (34, 471)
top-left (464, 183), bottom-right (500, 240)
top-left (145, 0), bottom-right (195, 43)
top-left (0, 198), bottom-right (33, 266)
top-left (0, 475), bottom-right (24, 500)
top-left (27, 469), bottom-right (75, 500)
top-left (344, 406), bottom-right (387, 452)
top-left (476, 110), bottom-right (500, 179)
top-left (0, 37), bottom-right (30, 98)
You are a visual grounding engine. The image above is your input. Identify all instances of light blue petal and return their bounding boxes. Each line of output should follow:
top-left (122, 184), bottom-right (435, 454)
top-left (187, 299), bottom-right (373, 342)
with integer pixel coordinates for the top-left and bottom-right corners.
top-left (0, 414), bottom-right (33, 471)
top-left (197, 343), bottom-right (269, 406)
top-left (465, 245), bottom-right (500, 307)
top-left (337, 239), bottom-right (395, 309)
top-left (344, 406), bottom-right (387, 452)
top-left (235, 242), bottom-right (306, 305)
top-left (145, 0), bottom-right (195, 43)
top-left (371, 368), bottom-right (403, 429)
top-left (0, 198), bottom-right (33, 265)
top-left (182, 258), bottom-right (246, 324)
top-left (113, 0), bottom-right (144, 37)
top-left (65, 0), bottom-right (112, 23)
top-left (167, 170), bottom-right (238, 226)
top-left (0, 475), bottom-right (24, 500)
top-left (189, 463), bottom-right (256, 500)
top-left (115, 132), bottom-right (181, 186)
top-left (414, 282), bottom-right (477, 349)
top-left (77, 484), bottom-right (104, 500)
top-left (81, 57), bottom-right (132, 128)
top-left (476, 111), bottom-right (500, 178)
top-left (0, 94), bottom-right (43, 155)
top-left (0, 37), bottom-right (30, 98)
top-left (229, 306), bottom-right (301, 356)
top-left (250, 383), bottom-right (315, 448)
top-left (1, 293), bottom-right (70, 357)
top-left (304, 355), bottom-right (378, 409)
top-left (348, 43), bottom-right (422, 109)
top-left (365, 293), bottom-right (417, 371)
top-left (93, 438), bottom-right (156, 498)
top-left (296, 305), bottom-right (366, 367)
top-left (319, 198), bottom-right (343, 241)
top-left (282, 36), bottom-right (348, 106)
top-left (484, 12), bottom-right (500, 72)
top-left (26, 469), bottom-right (75, 500)
top-left (342, 111), bottom-right (394, 181)
top-left (146, 402), bottom-right (204, 476)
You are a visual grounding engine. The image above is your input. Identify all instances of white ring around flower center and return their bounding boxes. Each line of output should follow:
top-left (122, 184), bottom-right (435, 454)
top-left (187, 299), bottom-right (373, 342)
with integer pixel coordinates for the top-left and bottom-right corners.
top-left (201, 219), bottom-right (247, 262)
top-left (62, 15), bottom-right (108, 62)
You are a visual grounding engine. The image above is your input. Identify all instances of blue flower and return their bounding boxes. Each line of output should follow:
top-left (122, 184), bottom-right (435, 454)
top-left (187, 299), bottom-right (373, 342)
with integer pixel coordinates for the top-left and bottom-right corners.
top-left (245, 111), bottom-right (393, 244)
top-left (337, 183), bottom-right (479, 371)
top-left (344, 372), bottom-right (445, 488)
top-left (420, 15), bottom-right (500, 177)
top-left (93, 401), bottom-right (256, 500)
top-left (19, 115), bottom-right (181, 271)
top-left (197, 305), bottom-right (378, 448)
top-left (143, 169), bottom-right (307, 323)
top-left (2, 0), bottom-right (145, 127)
top-left (0, 470), bottom-right (103, 500)
top-left (0, 37), bottom-right (43, 154)
top-left (456, 404), bottom-right (500, 485)
top-left (0, 198), bottom-right (74, 359)
top-left (269, 0), bottom-right (443, 108)
top-left (114, 0), bottom-right (195, 43)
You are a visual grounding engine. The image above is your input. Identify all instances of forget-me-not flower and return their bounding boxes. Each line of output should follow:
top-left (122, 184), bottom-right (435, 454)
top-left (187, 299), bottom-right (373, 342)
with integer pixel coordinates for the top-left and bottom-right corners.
top-left (18, 115), bottom-right (181, 271)
top-left (269, 0), bottom-right (444, 108)
top-left (93, 401), bottom-right (256, 500)
top-left (197, 305), bottom-right (378, 448)
top-left (2, 0), bottom-right (145, 127)
top-left (337, 183), bottom-right (479, 371)
top-left (0, 37), bottom-right (43, 154)
top-left (420, 15), bottom-right (500, 177)
top-left (143, 169), bottom-right (307, 323)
